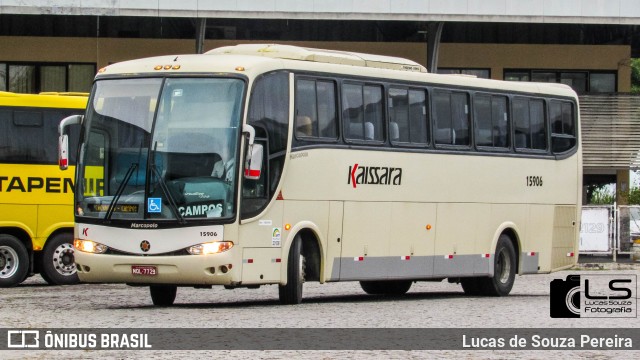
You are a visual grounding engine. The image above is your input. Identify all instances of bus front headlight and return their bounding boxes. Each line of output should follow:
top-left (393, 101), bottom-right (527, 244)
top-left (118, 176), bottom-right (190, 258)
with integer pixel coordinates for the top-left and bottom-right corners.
top-left (187, 241), bottom-right (234, 255)
top-left (74, 239), bottom-right (108, 254)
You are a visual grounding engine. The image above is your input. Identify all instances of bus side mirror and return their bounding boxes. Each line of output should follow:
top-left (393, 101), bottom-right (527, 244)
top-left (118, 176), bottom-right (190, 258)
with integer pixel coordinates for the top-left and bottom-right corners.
top-left (242, 124), bottom-right (263, 180)
top-left (58, 115), bottom-right (83, 170)
top-left (244, 143), bottom-right (263, 180)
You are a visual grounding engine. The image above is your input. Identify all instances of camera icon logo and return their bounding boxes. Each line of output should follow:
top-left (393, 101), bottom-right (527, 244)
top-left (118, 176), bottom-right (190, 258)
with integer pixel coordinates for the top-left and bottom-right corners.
top-left (550, 275), bottom-right (581, 318)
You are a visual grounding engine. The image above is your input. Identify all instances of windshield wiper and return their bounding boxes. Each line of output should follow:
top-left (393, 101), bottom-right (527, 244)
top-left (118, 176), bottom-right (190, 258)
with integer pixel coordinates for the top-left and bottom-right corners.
top-left (149, 142), bottom-right (185, 224)
top-left (150, 162), bottom-right (185, 224)
top-left (105, 163), bottom-right (137, 221)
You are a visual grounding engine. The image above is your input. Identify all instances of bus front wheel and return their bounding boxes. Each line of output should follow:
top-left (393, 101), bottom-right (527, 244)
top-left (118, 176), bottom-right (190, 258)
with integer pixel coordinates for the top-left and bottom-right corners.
top-left (279, 235), bottom-right (305, 305)
top-left (0, 234), bottom-right (29, 287)
top-left (150, 285), bottom-right (177, 306)
top-left (40, 233), bottom-right (79, 285)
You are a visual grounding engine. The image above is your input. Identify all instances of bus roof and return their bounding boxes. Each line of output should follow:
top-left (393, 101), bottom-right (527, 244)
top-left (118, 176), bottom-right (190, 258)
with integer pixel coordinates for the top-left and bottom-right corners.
top-left (96, 44), bottom-right (577, 99)
top-left (0, 91), bottom-right (88, 109)
top-left (207, 44), bottom-right (428, 73)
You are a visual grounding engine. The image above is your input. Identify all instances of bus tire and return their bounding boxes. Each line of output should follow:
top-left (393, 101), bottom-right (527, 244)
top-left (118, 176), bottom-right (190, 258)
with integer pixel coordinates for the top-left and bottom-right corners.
top-left (360, 280), bottom-right (412, 295)
top-left (41, 233), bottom-right (79, 285)
top-left (150, 285), bottom-right (177, 306)
top-left (279, 235), bottom-right (305, 305)
top-left (0, 234), bottom-right (30, 288)
top-left (460, 278), bottom-right (483, 296)
top-left (479, 234), bottom-right (517, 296)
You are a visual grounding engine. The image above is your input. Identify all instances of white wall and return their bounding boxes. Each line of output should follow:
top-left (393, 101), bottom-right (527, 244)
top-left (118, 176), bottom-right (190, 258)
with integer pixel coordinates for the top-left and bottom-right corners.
top-left (0, 0), bottom-right (639, 23)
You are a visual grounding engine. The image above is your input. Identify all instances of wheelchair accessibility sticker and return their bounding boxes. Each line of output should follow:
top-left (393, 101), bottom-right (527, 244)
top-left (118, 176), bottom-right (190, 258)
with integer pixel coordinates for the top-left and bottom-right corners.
top-left (147, 198), bottom-right (162, 213)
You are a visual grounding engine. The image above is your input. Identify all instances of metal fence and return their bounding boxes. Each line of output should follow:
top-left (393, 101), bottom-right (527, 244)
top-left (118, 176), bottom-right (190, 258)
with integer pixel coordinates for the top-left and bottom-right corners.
top-left (580, 205), bottom-right (640, 259)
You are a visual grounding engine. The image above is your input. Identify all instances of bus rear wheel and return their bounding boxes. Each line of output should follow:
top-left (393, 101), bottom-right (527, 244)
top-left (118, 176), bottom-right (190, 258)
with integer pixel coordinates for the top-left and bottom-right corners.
top-left (461, 234), bottom-right (516, 296)
top-left (0, 234), bottom-right (29, 288)
top-left (279, 235), bottom-right (305, 305)
top-left (40, 233), bottom-right (79, 285)
top-left (150, 285), bottom-right (177, 306)
top-left (360, 280), bottom-right (412, 295)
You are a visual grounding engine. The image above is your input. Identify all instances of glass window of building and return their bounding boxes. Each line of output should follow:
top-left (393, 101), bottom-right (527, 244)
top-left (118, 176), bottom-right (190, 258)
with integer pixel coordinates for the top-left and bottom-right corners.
top-left (504, 70), bottom-right (615, 94)
top-left (1, 63), bottom-right (95, 93)
top-left (0, 64), bottom-right (6, 91)
top-left (589, 73), bottom-right (616, 93)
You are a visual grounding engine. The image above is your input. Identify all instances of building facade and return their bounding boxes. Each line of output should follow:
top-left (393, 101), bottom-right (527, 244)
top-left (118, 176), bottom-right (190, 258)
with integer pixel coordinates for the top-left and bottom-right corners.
top-left (1, 0), bottom-right (639, 198)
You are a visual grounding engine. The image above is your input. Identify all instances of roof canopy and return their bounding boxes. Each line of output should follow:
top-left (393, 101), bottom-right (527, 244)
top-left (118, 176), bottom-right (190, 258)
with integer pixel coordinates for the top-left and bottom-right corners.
top-left (2, 0), bottom-right (640, 24)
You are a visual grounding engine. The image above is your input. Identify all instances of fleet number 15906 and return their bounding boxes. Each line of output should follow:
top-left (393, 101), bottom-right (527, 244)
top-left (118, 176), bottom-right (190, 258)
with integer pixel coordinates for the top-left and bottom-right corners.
top-left (526, 176), bottom-right (543, 187)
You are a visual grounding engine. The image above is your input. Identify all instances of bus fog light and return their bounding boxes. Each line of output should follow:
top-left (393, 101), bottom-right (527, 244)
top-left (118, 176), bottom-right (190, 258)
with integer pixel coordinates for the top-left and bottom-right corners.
top-left (74, 239), bottom-right (108, 254)
top-left (188, 241), bottom-right (234, 255)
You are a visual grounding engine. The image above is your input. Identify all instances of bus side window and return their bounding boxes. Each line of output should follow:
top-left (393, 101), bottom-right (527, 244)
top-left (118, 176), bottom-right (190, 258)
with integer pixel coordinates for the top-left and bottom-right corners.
top-left (529, 99), bottom-right (546, 150)
top-left (243, 71), bottom-right (289, 220)
top-left (294, 78), bottom-right (338, 140)
top-left (514, 97), bottom-right (547, 151)
top-left (12, 110), bottom-right (46, 162)
top-left (451, 92), bottom-right (470, 146)
top-left (389, 87), bottom-right (428, 146)
top-left (342, 83), bottom-right (383, 142)
top-left (513, 98), bottom-right (530, 149)
top-left (550, 101), bottom-right (576, 154)
top-left (342, 83), bottom-right (364, 140)
top-left (474, 94), bottom-right (509, 149)
top-left (433, 90), bottom-right (453, 145)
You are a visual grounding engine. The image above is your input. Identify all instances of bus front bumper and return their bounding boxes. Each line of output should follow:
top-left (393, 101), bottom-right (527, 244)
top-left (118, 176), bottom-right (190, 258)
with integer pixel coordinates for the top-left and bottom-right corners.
top-left (74, 250), bottom-right (238, 285)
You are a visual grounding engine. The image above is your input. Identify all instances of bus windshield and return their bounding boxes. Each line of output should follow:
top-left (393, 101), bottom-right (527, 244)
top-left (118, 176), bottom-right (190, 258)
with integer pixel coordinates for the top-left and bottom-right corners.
top-left (76, 77), bottom-right (245, 222)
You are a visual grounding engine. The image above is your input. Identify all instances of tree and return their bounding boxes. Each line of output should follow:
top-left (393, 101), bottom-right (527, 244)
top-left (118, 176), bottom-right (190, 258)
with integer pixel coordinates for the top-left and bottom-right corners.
top-left (632, 58), bottom-right (640, 94)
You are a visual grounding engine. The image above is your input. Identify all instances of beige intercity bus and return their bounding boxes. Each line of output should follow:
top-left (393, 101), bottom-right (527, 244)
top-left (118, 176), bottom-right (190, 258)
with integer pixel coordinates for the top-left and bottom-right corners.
top-left (59, 44), bottom-right (581, 306)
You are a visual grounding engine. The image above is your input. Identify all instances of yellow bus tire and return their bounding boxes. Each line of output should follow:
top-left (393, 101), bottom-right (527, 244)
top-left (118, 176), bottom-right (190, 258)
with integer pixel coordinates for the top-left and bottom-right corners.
top-left (0, 234), bottom-right (30, 287)
top-left (40, 233), bottom-right (79, 285)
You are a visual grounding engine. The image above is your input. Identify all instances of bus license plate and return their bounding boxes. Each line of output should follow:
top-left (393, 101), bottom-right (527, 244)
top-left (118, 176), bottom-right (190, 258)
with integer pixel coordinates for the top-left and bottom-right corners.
top-left (131, 265), bottom-right (157, 276)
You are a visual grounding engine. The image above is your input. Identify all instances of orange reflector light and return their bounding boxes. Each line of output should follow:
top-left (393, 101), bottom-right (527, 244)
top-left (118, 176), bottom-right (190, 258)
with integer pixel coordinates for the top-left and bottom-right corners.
top-left (172, 65), bottom-right (181, 70)
top-left (163, 65), bottom-right (172, 70)
top-left (426, 224), bottom-right (432, 230)
top-left (235, 66), bottom-right (245, 71)
top-left (98, 67), bottom-right (107, 73)
top-left (284, 224), bottom-right (291, 231)
top-left (154, 65), bottom-right (163, 70)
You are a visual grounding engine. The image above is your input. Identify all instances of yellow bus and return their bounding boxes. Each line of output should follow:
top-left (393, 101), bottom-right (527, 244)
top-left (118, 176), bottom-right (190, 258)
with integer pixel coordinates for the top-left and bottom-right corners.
top-left (62, 44), bottom-right (581, 306)
top-left (0, 91), bottom-right (87, 287)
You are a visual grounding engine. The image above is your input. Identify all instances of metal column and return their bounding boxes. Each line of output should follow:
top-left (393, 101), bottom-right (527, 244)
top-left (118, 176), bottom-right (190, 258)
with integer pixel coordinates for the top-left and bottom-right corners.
top-left (426, 22), bottom-right (444, 73)
top-left (195, 18), bottom-right (207, 54)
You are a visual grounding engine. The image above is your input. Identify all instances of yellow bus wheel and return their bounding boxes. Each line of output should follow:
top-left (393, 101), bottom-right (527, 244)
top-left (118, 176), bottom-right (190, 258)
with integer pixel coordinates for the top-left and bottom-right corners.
top-left (0, 234), bottom-right (29, 287)
top-left (41, 233), bottom-right (79, 285)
